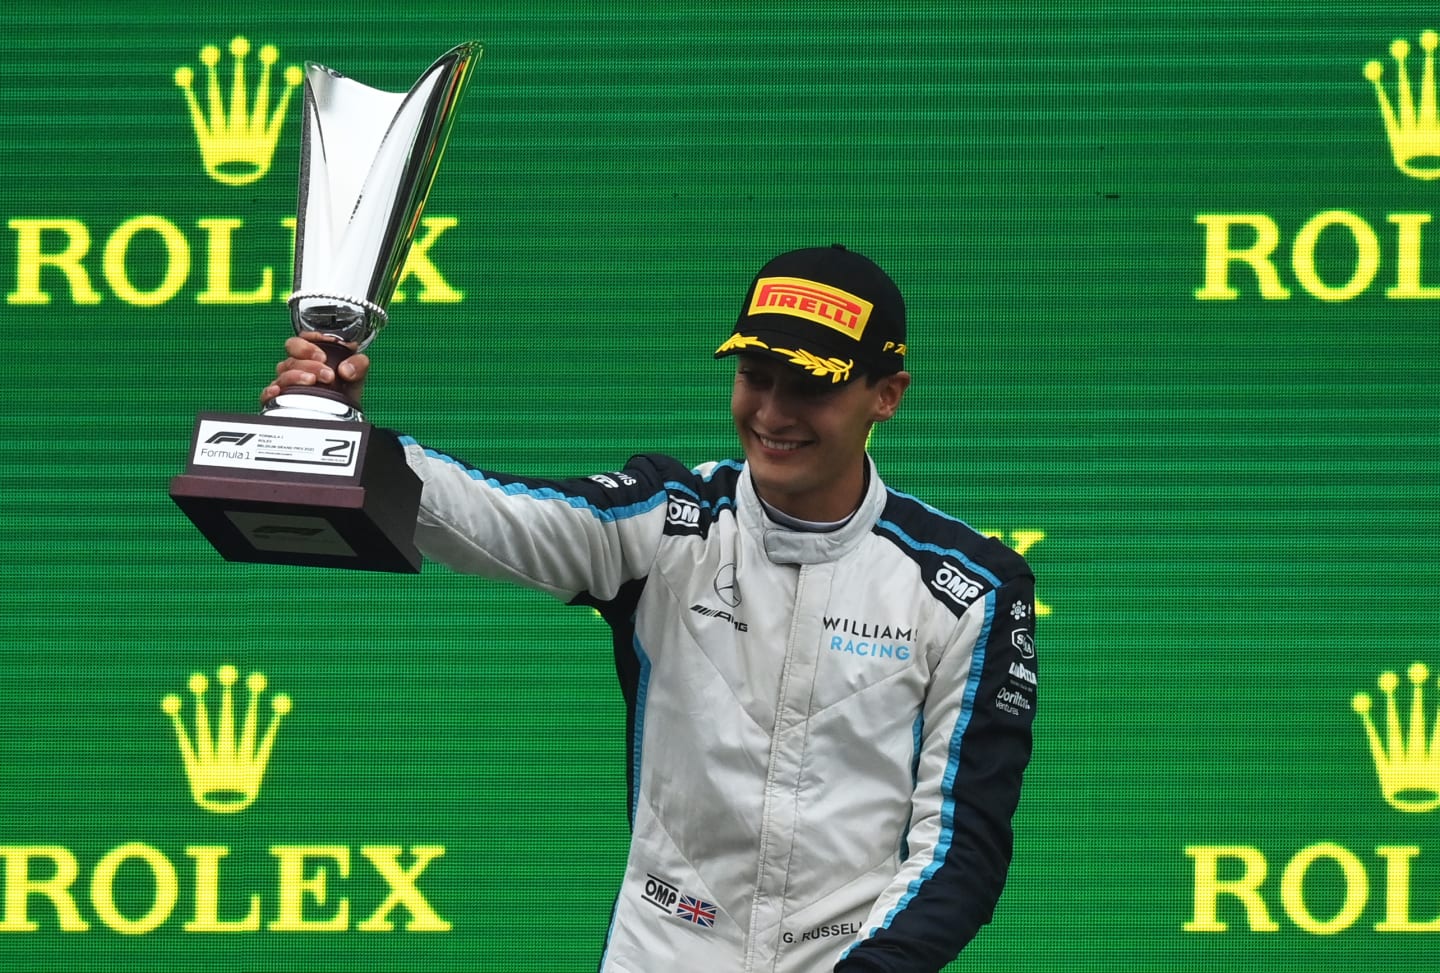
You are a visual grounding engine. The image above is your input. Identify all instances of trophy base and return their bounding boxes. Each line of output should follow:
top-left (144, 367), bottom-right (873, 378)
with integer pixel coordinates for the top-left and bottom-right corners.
top-left (169, 412), bottom-right (422, 573)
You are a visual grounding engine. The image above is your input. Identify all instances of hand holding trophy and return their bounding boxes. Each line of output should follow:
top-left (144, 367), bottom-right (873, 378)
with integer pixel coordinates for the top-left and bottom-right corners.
top-left (170, 43), bottom-right (480, 573)
top-left (261, 332), bottom-right (371, 413)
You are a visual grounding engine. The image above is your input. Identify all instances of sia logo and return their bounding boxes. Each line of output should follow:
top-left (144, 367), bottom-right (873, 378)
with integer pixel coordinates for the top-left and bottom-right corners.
top-left (1184, 662), bottom-right (1440, 936)
top-left (1194, 29), bottom-right (1440, 302)
top-left (5, 34), bottom-right (463, 309)
top-left (0, 664), bottom-right (451, 935)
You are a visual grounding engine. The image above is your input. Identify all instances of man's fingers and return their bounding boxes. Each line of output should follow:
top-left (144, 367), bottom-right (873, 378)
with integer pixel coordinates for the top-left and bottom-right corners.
top-left (264, 335), bottom-right (368, 407)
top-left (337, 353), bottom-right (369, 382)
top-left (273, 357), bottom-right (333, 383)
top-left (285, 334), bottom-right (331, 361)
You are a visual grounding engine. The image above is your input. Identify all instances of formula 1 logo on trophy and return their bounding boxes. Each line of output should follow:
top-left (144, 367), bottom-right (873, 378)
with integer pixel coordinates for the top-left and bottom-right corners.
top-left (170, 43), bottom-right (481, 572)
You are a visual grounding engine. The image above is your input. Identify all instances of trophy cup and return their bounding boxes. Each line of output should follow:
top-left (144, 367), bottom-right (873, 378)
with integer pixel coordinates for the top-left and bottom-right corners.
top-left (170, 42), bottom-right (481, 573)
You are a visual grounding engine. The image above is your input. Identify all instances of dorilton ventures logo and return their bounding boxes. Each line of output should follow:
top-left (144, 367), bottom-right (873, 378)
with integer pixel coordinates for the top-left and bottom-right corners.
top-left (1184, 662), bottom-right (1440, 936)
top-left (1195, 29), bottom-right (1440, 302)
top-left (4, 33), bottom-right (463, 310)
top-left (0, 663), bottom-right (452, 935)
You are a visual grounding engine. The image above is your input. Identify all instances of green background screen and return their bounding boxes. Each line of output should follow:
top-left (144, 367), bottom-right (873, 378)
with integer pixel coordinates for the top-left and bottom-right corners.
top-left (5, 2), bottom-right (1440, 969)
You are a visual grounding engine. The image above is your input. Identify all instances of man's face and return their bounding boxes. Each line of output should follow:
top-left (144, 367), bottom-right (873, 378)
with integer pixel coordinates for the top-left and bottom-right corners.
top-left (730, 354), bottom-right (910, 522)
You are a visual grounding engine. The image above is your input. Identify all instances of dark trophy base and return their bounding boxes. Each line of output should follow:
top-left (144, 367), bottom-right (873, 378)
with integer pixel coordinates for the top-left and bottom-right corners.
top-left (169, 411), bottom-right (422, 573)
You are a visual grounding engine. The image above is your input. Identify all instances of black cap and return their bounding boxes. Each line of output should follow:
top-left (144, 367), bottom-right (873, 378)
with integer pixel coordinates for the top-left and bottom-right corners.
top-left (714, 244), bottom-right (906, 384)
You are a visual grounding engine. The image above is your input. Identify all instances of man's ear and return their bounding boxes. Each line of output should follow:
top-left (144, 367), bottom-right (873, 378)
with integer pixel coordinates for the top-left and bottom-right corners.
top-left (872, 371), bottom-right (911, 422)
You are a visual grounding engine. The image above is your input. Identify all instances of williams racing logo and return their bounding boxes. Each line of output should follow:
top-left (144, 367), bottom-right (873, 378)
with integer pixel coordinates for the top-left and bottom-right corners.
top-left (823, 616), bottom-right (914, 664)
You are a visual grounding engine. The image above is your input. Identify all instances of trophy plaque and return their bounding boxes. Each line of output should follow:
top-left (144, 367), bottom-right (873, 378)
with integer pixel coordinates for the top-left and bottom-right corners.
top-left (170, 42), bottom-right (480, 573)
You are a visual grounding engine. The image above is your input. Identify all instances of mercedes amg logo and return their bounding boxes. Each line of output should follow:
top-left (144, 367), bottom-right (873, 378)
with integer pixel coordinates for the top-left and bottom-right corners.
top-left (713, 563), bottom-right (740, 607)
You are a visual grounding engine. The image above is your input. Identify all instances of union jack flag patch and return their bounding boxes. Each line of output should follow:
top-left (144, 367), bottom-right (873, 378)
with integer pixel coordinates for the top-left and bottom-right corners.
top-left (675, 894), bottom-right (717, 927)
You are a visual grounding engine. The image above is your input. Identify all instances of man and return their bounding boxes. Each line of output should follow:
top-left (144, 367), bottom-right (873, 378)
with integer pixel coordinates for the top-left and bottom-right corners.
top-left (264, 244), bottom-right (1037, 972)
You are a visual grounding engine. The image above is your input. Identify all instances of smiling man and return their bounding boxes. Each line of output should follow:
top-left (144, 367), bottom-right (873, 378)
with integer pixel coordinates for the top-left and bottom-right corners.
top-left (729, 348), bottom-right (904, 522)
top-left (718, 246), bottom-right (912, 525)
top-left (264, 244), bottom-right (1038, 973)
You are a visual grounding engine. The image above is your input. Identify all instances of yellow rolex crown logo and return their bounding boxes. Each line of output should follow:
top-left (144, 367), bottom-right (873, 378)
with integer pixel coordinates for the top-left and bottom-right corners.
top-left (1365, 30), bottom-right (1440, 180)
top-left (174, 36), bottom-right (303, 187)
top-left (1352, 662), bottom-right (1440, 813)
top-left (161, 664), bottom-right (291, 814)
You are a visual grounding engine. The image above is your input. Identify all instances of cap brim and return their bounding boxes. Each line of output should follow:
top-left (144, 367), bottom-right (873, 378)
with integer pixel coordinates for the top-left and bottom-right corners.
top-left (714, 321), bottom-right (859, 385)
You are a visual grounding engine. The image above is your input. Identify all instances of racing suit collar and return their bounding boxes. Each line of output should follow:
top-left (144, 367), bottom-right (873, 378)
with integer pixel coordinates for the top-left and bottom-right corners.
top-left (738, 455), bottom-right (885, 566)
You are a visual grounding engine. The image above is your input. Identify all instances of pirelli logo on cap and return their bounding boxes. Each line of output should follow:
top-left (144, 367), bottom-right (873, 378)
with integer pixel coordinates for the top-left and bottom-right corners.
top-left (748, 276), bottom-right (874, 340)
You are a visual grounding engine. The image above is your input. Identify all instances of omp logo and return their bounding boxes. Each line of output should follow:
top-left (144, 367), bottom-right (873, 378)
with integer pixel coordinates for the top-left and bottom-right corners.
top-left (666, 497), bottom-right (701, 529)
top-left (0, 663), bottom-right (453, 935)
top-left (1365, 31), bottom-right (1440, 180)
top-left (749, 276), bottom-right (873, 339)
top-left (1184, 661), bottom-right (1440, 936)
top-left (930, 562), bottom-right (986, 609)
top-left (1193, 28), bottom-right (1440, 302)
top-left (161, 664), bottom-right (290, 814)
top-left (642, 873), bottom-right (679, 913)
top-left (175, 36), bottom-right (302, 187)
top-left (204, 430), bottom-right (255, 446)
top-left (1352, 662), bottom-right (1440, 813)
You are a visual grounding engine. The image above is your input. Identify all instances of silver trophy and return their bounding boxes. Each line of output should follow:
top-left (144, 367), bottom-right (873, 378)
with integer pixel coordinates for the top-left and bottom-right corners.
top-left (268, 41), bottom-right (481, 421)
top-left (172, 43), bottom-right (481, 572)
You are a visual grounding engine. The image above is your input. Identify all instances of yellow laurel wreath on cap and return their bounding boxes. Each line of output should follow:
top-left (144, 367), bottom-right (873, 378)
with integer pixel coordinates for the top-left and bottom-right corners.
top-left (773, 347), bottom-right (853, 384)
top-left (716, 333), bottom-right (771, 355)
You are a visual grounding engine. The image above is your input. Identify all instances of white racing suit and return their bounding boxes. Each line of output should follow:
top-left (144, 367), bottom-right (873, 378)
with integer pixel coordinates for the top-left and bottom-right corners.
top-left (396, 436), bottom-right (1037, 973)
